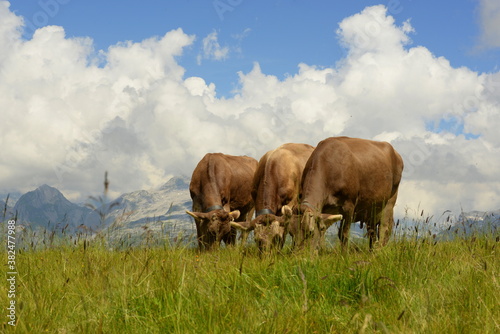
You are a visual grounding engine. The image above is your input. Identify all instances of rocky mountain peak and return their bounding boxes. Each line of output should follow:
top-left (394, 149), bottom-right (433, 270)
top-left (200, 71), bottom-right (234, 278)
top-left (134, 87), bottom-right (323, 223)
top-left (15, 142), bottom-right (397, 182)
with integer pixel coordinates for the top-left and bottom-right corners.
top-left (159, 176), bottom-right (190, 192)
top-left (18, 184), bottom-right (69, 208)
top-left (13, 185), bottom-right (99, 229)
top-left (36, 184), bottom-right (67, 203)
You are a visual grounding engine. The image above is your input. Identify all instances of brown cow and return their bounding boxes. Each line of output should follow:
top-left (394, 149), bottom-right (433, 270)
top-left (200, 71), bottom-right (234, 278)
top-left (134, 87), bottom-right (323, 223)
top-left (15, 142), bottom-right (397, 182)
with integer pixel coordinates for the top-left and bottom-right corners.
top-left (298, 136), bottom-right (404, 250)
top-left (186, 153), bottom-right (258, 251)
top-left (231, 143), bottom-right (315, 251)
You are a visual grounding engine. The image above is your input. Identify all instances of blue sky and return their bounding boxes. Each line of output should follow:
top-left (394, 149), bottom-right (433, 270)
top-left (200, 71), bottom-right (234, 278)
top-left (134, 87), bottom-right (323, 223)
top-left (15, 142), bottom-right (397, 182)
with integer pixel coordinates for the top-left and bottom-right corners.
top-left (1, 0), bottom-right (500, 219)
top-left (8, 0), bottom-right (499, 96)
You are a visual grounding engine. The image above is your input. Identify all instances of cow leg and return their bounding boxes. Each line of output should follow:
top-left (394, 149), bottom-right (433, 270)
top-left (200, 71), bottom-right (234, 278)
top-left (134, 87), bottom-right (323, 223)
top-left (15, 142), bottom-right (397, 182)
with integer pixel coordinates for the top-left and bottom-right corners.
top-left (368, 220), bottom-right (377, 250)
top-left (370, 192), bottom-right (397, 249)
top-left (195, 220), bottom-right (205, 251)
top-left (196, 221), bottom-right (214, 251)
top-left (378, 195), bottom-right (397, 247)
top-left (206, 238), bottom-right (215, 251)
top-left (223, 227), bottom-right (237, 246)
top-left (367, 213), bottom-right (378, 250)
top-left (201, 233), bottom-right (213, 251)
top-left (338, 201), bottom-right (355, 250)
top-left (378, 190), bottom-right (398, 246)
top-left (191, 203), bottom-right (206, 251)
top-left (338, 219), bottom-right (351, 250)
top-left (230, 228), bottom-right (238, 245)
top-left (289, 228), bottom-right (298, 249)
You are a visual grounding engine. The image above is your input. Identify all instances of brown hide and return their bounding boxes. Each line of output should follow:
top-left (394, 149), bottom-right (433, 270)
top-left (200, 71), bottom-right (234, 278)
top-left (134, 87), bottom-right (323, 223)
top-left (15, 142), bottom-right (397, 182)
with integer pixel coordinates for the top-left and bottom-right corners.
top-left (187, 153), bottom-right (258, 251)
top-left (300, 137), bottom-right (404, 249)
top-left (233, 143), bottom-right (314, 251)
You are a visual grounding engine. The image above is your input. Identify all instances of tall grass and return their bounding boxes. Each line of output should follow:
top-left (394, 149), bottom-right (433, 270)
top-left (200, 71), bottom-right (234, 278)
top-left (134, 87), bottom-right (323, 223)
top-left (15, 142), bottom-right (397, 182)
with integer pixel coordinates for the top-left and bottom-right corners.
top-left (2, 220), bottom-right (499, 333)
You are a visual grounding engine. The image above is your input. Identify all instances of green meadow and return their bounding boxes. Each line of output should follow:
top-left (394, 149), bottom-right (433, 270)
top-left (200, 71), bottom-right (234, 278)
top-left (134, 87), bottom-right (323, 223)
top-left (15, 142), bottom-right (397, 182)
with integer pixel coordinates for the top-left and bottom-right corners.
top-left (2, 223), bottom-right (499, 334)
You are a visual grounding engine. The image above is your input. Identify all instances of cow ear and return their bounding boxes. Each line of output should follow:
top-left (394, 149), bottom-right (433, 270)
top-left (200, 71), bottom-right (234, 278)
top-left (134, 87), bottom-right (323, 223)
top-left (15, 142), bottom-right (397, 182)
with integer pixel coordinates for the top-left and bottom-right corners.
top-left (320, 214), bottom-right (343, 229)
top-left (281, 205), bottom-right (293, 217)
top-left (229, 210), bottom-right (240, 220)
top-left (186, 210), bottom-right (208, 220)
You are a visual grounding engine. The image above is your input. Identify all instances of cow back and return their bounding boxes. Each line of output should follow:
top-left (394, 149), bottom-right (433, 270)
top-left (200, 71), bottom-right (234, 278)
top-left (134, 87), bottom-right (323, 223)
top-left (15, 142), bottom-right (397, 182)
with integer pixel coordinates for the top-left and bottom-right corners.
top-left (302, 137), bottom-right (403, 210)
top-left (253, 143), bottom-right (315, 215)
top-left (190, 153), bottom-right (258, 211)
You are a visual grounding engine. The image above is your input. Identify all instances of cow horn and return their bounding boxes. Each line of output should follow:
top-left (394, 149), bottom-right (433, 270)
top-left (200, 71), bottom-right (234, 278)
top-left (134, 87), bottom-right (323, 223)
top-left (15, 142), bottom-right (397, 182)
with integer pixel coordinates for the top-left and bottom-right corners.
top-left (230, 221), bottom-right (247, 231)
top-left (186, 210), bottom-right (211, 220)
top-left (321, 214), bottom-right (343, 229)
top-left (327, 214), bottom-right (343, 221)
top-left (186, 210), bottom-right (198, 219)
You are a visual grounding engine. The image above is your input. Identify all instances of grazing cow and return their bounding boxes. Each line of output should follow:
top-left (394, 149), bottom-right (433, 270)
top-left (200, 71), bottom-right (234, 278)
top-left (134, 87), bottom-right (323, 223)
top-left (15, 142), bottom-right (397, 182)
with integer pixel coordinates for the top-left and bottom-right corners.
top-left (298, 136), bottom-right (404, 250)
top-left (231, 143), bottom-right (315, 251)
top-left (186, 153), bottom-right (258, 251)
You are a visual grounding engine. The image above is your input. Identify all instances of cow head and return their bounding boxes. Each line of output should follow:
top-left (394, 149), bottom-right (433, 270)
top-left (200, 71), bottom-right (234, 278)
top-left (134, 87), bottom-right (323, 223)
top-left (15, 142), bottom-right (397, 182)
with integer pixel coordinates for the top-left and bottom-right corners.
top-left (186, 209), bottom-right (240, 244)
top-left (253, 213), bottom-right (289, 252)
top-left (231, 208), bottom-right (290, 252)
top-left (293, 204), bottom-right (343, 249)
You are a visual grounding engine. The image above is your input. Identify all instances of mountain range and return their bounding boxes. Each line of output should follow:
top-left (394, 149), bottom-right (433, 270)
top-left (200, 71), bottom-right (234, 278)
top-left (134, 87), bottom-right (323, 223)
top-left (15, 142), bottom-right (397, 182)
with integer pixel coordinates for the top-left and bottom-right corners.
top-left (2, 177), bottom-right (498, 243)
top-left (99, 176), bottom-right (196, 239)
top-left (4, 177), bottom-right (195, 241)
top-left (447, 209), bottom-right (500, 236)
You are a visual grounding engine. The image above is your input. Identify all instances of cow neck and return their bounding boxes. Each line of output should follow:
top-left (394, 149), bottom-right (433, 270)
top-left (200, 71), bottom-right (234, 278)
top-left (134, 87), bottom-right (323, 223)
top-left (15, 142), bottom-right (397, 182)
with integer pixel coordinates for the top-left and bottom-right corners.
top-left (256, 208), bottom-right (275, 216)
top-left (300, 171), bottom-right (324, 213)
top-left (256, 180), bottom-right (278, 214)
top-left (205, 205), bottom-right (224, 213)
top-left (301, 201), bottom-right (317, 212)
top-left (256, 155), bottom-right (280, 217)
top-left (201, 156), bottom-right (225, 213)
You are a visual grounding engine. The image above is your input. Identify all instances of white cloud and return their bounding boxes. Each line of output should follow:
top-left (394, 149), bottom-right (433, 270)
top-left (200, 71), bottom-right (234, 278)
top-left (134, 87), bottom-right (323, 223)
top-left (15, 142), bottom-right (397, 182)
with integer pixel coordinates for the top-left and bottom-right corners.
top-left (231, 27), bottom-right (251, 54)
top-left (0, 3), bottom-right (499, 222)
top-left (197, 30), bottom-right (229, 65)
top-left (336, 5), bottom-right (413, 57)
top-left (478, 0), bottom-right (500, 48)
top-left (0, 1), bottom-right (22, 63)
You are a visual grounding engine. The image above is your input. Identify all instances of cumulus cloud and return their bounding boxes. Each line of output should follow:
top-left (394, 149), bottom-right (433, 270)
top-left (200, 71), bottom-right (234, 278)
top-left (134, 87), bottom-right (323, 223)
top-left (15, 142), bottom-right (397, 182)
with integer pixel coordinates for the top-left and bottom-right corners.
top-left (477, 0), bottom-right (500, 49)
top-left (0, 3), bottom-right (499, 220)
top-left (197, 30), bottom-right (229, 65)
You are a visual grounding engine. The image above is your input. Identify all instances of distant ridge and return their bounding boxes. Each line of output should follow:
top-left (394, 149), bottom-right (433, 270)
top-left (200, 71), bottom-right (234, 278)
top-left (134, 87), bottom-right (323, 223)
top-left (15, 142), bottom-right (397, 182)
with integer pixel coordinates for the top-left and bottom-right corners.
top-left (101, 176), bottom-right (194, 237)
top-left (13, 184), bottom-right (100, 230)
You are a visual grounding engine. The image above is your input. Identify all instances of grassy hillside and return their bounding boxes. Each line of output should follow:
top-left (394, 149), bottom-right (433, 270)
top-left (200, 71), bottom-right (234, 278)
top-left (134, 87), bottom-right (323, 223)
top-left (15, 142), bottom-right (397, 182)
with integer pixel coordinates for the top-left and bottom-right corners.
top-left (2, 226), bottom-right (499, 333)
